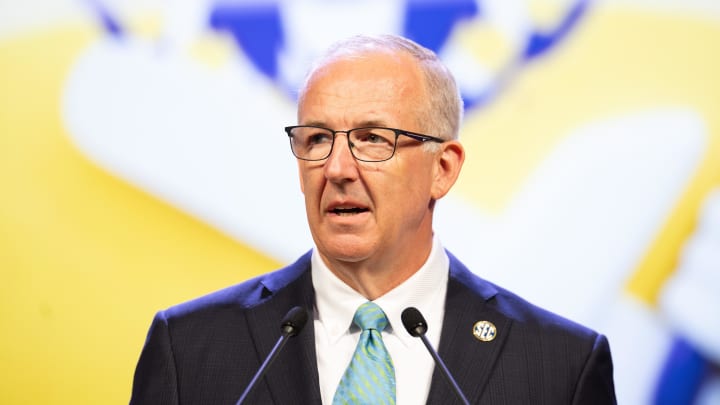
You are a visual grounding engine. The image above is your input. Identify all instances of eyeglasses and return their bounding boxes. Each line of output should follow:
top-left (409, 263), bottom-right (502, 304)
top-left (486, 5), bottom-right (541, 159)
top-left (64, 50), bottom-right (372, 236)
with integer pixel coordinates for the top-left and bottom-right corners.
top-left (284, 125), bottom-right (445, 162)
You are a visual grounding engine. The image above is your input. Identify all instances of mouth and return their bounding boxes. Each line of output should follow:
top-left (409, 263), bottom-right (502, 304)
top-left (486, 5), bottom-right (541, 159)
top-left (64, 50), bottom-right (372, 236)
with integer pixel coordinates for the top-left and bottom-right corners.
top-left (329, 206), bottom-right (369, 216)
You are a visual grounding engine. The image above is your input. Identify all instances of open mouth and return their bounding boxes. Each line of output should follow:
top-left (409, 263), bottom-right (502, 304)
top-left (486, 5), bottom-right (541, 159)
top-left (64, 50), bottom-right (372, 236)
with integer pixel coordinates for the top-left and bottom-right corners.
top-left (331, 207), bottom-right (369, 216)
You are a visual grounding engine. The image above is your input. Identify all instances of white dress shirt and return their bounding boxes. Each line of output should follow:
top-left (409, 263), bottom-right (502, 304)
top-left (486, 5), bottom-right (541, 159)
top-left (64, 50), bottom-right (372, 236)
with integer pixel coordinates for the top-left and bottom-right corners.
top-left (311, 236), bottom-right (449, 405)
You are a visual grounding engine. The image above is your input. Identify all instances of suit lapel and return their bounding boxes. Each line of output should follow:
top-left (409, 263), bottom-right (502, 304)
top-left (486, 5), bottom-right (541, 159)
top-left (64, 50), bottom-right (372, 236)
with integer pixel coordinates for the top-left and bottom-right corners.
top-left (244, 255), bottom-right (323, 404)
top-left (425, 253), bottom-right (512, 405)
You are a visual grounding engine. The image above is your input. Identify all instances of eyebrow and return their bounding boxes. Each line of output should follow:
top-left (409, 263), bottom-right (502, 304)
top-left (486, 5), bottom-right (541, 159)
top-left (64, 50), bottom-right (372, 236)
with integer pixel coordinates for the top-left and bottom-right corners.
top-left (301, 120), bottom-right (328, 127)
top-left (300, 119), bottom-right (390, 129)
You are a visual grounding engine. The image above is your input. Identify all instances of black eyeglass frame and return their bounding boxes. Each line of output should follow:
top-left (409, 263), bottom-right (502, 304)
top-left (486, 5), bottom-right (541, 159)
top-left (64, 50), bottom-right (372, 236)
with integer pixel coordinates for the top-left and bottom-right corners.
top-left (284, 125), bottom-right (446, 162)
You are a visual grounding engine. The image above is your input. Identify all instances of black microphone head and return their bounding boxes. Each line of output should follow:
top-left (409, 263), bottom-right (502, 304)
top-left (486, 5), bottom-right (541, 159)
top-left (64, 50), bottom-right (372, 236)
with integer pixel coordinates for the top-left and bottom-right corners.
top-left (280, 306), bottom-right (308, 337)
top-left (401, 307), bottom-right (428, 337)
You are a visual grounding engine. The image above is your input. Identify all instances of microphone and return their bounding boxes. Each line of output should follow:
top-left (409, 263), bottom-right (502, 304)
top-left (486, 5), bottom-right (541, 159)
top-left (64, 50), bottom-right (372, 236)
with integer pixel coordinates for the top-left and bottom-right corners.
top-left (401, 307), bottom-right (470, 405)
top-left (236, 306), bottom-right (308, 405)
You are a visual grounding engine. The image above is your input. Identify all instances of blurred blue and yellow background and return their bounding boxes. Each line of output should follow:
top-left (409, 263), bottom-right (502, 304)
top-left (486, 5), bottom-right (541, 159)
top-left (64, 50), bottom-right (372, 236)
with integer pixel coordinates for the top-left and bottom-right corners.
top-left (2, 0), bottom-right (719, 403)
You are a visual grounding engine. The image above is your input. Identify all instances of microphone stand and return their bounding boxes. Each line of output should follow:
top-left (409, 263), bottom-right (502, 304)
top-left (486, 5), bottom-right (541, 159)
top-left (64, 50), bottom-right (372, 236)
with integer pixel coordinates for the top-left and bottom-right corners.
top-left (236, 306), bottom-right (307, 405)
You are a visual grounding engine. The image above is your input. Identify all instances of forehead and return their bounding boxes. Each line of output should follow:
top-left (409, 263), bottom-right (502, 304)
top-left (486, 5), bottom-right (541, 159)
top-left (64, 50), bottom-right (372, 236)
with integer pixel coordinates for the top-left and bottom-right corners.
top-left (299, 51), bottom-right (426, 128)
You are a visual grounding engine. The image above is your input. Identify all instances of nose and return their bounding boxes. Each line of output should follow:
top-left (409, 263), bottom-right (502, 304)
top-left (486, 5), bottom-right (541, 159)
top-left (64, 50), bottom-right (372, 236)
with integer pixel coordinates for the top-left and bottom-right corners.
top-left (323, 132), bottom-right (359, 183)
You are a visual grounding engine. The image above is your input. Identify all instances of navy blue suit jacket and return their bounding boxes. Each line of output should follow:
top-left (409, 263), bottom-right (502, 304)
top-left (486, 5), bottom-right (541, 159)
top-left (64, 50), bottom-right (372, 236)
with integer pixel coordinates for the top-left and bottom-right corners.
top-left (130, 250), bottom-right (616, 404)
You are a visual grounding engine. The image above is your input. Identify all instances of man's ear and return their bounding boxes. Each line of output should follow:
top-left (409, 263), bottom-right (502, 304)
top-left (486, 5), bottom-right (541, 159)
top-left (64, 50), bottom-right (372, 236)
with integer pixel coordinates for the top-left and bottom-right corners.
top-left (431, 140), bottom-right (465, 200)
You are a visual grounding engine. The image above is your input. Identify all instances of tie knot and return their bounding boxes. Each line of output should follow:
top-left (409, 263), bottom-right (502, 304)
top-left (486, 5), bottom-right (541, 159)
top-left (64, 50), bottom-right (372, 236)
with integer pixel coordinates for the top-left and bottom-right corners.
top-left (353, 301), bottom-right (389, 331)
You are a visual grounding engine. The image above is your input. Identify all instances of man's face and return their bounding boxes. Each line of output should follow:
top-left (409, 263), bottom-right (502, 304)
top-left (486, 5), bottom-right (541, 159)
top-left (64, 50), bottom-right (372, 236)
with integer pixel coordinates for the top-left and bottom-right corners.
top-left (297, 51), bottom-right (458, 271)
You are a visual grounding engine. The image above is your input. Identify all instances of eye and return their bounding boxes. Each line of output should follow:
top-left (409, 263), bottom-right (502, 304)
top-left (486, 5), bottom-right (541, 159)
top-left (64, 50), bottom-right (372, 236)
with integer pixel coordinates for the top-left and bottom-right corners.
top-left (305, 131), bottom-right (333, 146)
top-left (353, 128), bottom-right (394, 146)
top-left (365, 133), bottom-right (386, 144)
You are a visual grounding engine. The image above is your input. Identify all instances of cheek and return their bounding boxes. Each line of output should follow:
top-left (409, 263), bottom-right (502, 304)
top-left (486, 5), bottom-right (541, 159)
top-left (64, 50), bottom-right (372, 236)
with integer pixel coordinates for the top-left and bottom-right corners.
top-left (299, 169), bottom-right (323, 202)
top-left (391, 157), bottom-right (434, 192)
top-left (376, 170), bottom-right (426, 211)
top-left (297, 163), bottom-right (306, 194)
top-left (298, 164), bottom-right (320, 195)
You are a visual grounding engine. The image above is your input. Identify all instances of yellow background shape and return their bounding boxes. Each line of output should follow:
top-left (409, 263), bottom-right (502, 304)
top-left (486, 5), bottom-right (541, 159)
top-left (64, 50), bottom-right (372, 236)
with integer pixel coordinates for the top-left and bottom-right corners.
top-left (454, 8), bottom-right (720, 303)
top-left (0, 26), bottom-right (279, 403)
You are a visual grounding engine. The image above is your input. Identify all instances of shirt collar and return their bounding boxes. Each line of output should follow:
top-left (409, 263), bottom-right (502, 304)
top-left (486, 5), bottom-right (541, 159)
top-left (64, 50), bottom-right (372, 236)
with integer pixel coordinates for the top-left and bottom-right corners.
top-left (312, 235), bottom-right (449, 348)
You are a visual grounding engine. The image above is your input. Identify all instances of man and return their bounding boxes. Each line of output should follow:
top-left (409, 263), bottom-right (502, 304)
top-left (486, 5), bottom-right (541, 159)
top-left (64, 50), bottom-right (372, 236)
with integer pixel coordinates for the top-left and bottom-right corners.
top-left (131, 34), bottom-right (616, 404)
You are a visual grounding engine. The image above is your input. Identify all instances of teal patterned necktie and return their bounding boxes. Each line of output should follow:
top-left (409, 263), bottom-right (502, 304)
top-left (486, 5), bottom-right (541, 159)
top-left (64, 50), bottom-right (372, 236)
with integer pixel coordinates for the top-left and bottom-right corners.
top-left (333, 301), bottom-right (396, 405)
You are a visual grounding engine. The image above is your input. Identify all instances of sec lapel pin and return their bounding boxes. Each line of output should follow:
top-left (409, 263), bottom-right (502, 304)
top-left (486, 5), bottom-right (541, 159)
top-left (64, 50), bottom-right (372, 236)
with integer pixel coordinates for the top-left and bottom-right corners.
top-left (472, 320), bottom-right (497, 342)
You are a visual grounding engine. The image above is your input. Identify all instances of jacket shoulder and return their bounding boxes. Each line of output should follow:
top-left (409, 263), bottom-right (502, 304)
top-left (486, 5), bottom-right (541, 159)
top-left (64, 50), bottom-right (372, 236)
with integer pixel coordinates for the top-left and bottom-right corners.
top-left (160, 250), bottom-right (312, 321)
top-left (446, 250), bottom-right (599, 340)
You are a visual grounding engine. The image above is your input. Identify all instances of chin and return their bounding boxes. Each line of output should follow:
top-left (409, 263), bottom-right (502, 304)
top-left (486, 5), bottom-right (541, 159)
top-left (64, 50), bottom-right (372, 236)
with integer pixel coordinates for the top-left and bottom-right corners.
top-left (315, 234), bottom-right (377, 263)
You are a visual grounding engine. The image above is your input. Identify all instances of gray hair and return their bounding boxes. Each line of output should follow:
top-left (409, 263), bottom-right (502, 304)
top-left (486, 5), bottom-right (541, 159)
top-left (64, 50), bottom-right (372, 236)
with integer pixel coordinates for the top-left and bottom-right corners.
top-left (297, 34), bottom-right (463, 141)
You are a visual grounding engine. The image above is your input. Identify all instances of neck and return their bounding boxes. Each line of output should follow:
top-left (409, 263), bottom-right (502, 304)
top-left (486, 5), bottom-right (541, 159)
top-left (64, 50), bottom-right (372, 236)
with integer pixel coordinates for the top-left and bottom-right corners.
top-left (320, 236), bottom-right (434, 300)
